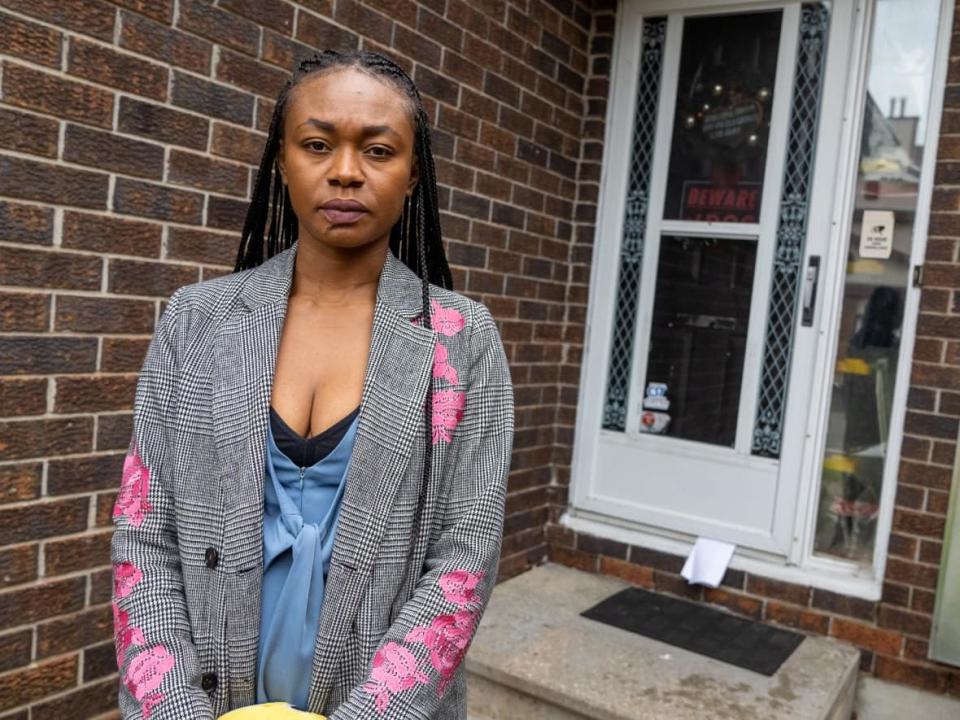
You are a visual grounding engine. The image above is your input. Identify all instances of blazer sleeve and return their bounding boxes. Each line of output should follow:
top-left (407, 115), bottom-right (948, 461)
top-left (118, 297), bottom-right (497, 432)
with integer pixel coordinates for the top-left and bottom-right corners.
top-left (327, 301), bottom-right (515, 719)
top-left (110, 287), bottom-right (217, 720)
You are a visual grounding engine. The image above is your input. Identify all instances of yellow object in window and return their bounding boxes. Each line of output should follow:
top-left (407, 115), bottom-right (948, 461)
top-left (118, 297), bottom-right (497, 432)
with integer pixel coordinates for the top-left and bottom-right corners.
top-left (823, 454), bottom-right (856, 474)
top-left (836, 357), bottom-right (871, 375)
top-left (218, 703), bottom-right (326, 720)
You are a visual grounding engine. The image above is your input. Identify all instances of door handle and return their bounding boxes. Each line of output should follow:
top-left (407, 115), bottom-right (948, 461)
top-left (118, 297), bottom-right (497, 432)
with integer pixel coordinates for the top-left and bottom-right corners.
top-left (801, 255), bottom-right (820, 326)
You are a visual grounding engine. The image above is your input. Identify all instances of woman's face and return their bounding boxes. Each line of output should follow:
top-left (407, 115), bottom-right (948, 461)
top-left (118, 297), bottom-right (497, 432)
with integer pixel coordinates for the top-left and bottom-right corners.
top-left (277, 67), bottom-right (419, 250)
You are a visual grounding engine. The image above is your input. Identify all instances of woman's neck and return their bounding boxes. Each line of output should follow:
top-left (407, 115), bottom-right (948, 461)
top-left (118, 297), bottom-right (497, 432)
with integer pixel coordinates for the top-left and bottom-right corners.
top-left (289, 237), bottom-right (387, 307)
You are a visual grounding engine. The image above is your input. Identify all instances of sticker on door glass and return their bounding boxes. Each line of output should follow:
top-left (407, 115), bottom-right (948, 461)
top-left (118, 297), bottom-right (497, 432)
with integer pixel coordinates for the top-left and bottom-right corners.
top-left (640, 382), bottom-right (671, 434)
top-left (858, 210), bottom-right (894, 259)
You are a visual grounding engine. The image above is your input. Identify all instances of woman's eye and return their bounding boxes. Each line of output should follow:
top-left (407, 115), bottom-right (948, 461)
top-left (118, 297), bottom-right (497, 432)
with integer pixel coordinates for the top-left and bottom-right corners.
top-left (305, 142), bottom-right (391, 158)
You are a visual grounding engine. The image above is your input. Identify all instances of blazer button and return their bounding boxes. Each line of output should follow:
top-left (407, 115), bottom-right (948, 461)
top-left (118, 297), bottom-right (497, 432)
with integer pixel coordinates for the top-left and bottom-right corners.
top-left (201, 671), bottom-right (218, 693)
top-left (205, 547), bottom-right (219, 569)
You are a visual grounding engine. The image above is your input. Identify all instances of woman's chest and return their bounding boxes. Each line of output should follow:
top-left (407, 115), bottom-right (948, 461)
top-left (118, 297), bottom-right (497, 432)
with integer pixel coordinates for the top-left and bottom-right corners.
top-left (270, 302), bottom-right (371, 438)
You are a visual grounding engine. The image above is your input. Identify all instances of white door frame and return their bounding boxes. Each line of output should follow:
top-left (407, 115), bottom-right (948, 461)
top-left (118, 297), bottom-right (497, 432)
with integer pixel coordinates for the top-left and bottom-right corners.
top-left (572, 0), bottom-right (861, 553)
top-left (566, 0), bottom-right (954, 600)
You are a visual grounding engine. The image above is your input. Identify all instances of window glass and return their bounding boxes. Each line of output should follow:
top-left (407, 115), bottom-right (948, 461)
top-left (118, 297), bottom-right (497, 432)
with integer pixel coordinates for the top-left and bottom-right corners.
top-left (642, 235), bottom-right (757, 446)
top-left (813, 0), bottom-right (941, 563)
top-left (664, 11), bottom-right (782, 222)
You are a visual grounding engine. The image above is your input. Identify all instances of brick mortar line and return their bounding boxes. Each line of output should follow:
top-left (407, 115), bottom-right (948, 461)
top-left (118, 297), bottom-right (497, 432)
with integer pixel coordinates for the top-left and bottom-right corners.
top-left (899, 456), bottom-right (957, 468)
top-left (0, 56), bottom-right (254, 132)
top-left (902, 405), bottom-right (960, 415)
top-left (0, 116), bottom-right (254, 172)
top-left (0, 200), bottom-right (242, 239)
top-left (0, 564), bottom-right (114, 594)
top-left (0, 432), bottom-right (126, 463)
top-left (0, 665), bottom-right (119, 716)
top-left (0, 245), bottom-right (226, 271)
top-left (0, 330), bottom-right (157, 340)
top-left (0, 492), bottom-right (122, 511)
top-left (0, 143), bottom-right (257, 205)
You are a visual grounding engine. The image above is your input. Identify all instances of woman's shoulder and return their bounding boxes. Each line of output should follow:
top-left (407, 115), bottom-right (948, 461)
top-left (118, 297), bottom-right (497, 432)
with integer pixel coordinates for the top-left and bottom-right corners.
top-left (425, 284), bottom-right (502, 342)
top-left (422, 283), bottom-right (501, 354)
top-left (425, 285), bottom-right (512, 399)
top-left (154, 268), bottom-right (254, 360)
top-left (424, 285), bottom-right (508, 385)
top-left (169, 267), bottom-right (252, 321)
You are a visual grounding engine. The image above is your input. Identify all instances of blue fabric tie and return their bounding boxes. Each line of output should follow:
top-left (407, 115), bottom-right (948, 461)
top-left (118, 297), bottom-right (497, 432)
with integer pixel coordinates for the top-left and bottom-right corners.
top-left (256, 411), bottom-right (361, 710)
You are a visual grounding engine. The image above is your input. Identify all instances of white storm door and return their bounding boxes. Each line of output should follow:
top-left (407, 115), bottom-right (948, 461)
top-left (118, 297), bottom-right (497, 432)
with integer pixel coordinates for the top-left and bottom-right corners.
top-left (575, 0), bottom-right (858, 555)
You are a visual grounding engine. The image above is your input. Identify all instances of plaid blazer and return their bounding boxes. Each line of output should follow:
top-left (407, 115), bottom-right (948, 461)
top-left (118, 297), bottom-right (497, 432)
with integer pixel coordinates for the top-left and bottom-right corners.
top-left (110, 240), bottom-right (515, 719)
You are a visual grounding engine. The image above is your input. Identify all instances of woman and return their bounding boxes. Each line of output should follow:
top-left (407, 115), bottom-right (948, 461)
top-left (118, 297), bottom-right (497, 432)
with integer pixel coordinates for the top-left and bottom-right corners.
top-left (110, 49), bottom-right (515, 720)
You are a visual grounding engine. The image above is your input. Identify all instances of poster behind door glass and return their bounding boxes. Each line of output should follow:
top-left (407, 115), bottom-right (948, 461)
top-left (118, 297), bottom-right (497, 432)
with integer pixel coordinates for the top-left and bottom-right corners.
top-left (664, 11), bottom-right (782, 222)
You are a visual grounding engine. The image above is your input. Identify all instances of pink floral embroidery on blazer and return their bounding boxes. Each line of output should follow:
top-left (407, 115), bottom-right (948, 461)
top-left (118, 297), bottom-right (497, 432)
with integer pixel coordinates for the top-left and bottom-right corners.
top-left (362, 641), bottom-right (431, 715)
top-left (429, 298), bottom-right (465, 336)
top-left (404, 609), bottom-right (479, 698)
top-left (123, 645), bottom-right (174, 720)
top-left (431, 390), bottom-right (465, 444)
top-left (113, 603), bottom-right (145, 671)
top-left (140, 693), bottom-right (166, 720)
top-left (359, 568), bottom-right (488, 708)
top-left (113, 561), bottom-right (143, 599)
top-left (432, 342), bottom-right (459, 386)
top-left (113, 558), bottom-right (174, 717)
top-left (114, 445), bottom-right (153, 527)
top-left (438, 569), bottom-right (486, 607)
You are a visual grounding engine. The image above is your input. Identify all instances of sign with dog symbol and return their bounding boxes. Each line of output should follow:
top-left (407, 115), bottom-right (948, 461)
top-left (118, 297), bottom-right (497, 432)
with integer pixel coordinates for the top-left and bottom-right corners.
top-left (859, 210), bottom-right (894, 259)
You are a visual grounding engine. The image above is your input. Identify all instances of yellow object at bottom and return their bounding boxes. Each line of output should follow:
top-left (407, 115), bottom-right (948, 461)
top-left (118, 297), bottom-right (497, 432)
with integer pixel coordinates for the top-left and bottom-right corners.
top-left (218, 702), bottom-right (326, 719)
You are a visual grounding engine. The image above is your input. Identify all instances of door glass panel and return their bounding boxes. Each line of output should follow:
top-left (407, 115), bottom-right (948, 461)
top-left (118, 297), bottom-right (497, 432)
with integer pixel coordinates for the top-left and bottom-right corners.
top-left (664, 11), bottom-right (783, 222)
top-left (641, 235), bottom-right (756, 445)
top-left (813, 0), bottom-right (941, 564)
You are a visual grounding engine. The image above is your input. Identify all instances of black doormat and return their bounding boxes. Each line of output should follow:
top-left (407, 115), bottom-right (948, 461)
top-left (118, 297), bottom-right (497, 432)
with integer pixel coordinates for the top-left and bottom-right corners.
top-left (580, 586), bottom-right (804, 676)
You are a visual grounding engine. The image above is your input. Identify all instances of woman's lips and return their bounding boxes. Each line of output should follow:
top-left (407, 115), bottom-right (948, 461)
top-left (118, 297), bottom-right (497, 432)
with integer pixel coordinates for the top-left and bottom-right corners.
top-left (322, 208), bottom-right (366, 224)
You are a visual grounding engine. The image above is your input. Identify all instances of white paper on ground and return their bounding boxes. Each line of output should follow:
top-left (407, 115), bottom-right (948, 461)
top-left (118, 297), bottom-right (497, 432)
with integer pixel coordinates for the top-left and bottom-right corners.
top-left (680, 537), bottom-right (737, 588)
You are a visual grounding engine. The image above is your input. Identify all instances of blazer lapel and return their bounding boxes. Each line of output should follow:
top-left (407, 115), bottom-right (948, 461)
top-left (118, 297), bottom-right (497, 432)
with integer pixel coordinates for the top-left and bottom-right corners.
top-left (210, 240), bottom-right (436, 709)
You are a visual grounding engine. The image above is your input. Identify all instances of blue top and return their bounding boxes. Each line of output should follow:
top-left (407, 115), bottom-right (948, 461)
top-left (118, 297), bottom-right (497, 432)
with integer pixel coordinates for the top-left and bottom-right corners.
top-left (256, 405), bottom-right (361, 710)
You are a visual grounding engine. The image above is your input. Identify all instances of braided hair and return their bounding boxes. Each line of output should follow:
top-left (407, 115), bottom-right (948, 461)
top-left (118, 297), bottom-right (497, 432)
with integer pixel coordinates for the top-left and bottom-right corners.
top-left (235, 49), bottom-right (454, 598)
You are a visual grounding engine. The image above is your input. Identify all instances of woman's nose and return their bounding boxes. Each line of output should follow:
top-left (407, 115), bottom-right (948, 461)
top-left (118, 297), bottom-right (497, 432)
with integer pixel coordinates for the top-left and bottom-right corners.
top-left (328, 147), bottom-right (363, 186)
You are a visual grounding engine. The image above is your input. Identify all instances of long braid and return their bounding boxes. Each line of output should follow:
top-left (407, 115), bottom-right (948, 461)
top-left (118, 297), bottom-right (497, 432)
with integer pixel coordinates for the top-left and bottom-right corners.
top-left (235, 49), bottom-right (453, 601)
top-left (409, 165), bottom-right (433, 596)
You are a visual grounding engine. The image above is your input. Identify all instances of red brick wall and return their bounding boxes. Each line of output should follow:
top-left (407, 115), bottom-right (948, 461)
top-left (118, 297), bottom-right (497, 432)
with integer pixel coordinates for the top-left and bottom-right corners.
top-left (545, 0), bottom-right (960, 698)
top-left (0, 0), bottom-right (594, 716)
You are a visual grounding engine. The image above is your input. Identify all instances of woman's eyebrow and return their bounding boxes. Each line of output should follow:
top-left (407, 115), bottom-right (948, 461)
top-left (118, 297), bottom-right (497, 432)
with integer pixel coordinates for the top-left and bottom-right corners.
top-left (298, 118), bottom-right (400, 139)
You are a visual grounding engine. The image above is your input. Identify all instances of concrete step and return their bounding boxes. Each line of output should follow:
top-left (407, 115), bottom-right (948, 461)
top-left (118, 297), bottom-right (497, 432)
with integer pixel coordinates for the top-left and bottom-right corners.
top-left (465, 563), bottom-right (860, 720)
top-left (855, 675), bottom-right (960, 719)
